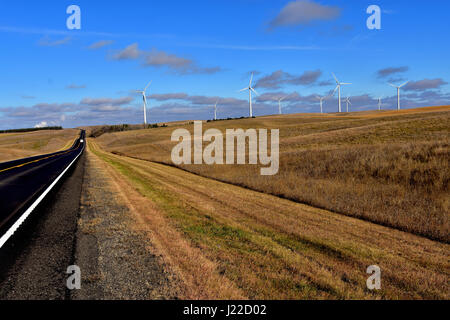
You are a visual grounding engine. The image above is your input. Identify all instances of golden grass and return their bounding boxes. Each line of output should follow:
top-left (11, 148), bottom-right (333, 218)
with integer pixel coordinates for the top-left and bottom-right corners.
top-left (95, 106), bottom-right (450, 242)
top-left (57, 135), bottom-right (79, 151)
top-left (0, 129), bottom-right (80, 162)
top-left (89, 140), bottom-right (450, 299)
top-left (88, 141), bottom-right (245, 299)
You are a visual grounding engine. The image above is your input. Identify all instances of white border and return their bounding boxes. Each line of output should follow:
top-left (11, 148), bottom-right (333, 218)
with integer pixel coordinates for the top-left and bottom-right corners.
top-left (0, 144), bottom-right (85, 249)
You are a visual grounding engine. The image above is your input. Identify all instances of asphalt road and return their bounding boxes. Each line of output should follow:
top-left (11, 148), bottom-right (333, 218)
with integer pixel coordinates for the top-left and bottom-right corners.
top-left (0, 130), bottom-right (85, 247)
top-left (0, 131), bottom-right (86, 299)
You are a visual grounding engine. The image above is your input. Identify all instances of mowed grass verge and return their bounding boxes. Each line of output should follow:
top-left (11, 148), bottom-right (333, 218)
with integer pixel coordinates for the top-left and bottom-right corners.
top-left (95, 106), bottom-right (450, 242)
top-left (89, 140), bottom-right (449, 299)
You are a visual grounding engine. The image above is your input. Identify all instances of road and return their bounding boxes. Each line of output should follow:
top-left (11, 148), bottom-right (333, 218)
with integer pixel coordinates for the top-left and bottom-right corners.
top-left (0, 130), bottom-right (85, 248)
top-left (0, 132), bottom-right (176, 300)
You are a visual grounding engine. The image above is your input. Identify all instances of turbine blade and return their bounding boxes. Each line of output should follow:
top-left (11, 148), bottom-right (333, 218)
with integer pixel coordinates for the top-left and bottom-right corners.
top-left (251, 88), bottom-right (258, 95)
top-left (249, 73), bottom-right (254, 87)
top-left (341, 83), bottom-right (351, 85)
top-left (332, 72), bottom-right (339, 84)
top-left (332, 85), bottom-right (339, 95)
top-left (388, 83), bottom-right (397, 88)
top-left (399, 81), bottom-right (409, 88)
top-left (144, 80), bottom-right (152, 91)
top-left (238, 88), bottom-right (248, 92)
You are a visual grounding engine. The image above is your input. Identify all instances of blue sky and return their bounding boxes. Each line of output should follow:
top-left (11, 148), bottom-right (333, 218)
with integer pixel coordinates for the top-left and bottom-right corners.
top-left (0, 0), bottom-right (449, 129)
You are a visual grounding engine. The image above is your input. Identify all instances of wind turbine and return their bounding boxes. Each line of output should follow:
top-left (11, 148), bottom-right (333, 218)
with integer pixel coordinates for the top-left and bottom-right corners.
top-left (315, 95), bottom-right (328, 114)
top-left (378, 97), bottom-right (382, 111)
top-left (239, 73), bottom-right (258, 117)
top-left (136, 81), bottom-right (152, 125)
top-left (332, 73), bottom-right (351, 113)
top-left (388, 81), bottom-right (409, 110)
top-left (213, 100), bottom-right (219, 120)
top-left (277, 96), bottom-right (286, 115)
top-left (344, 97), bottom-right (351, 112)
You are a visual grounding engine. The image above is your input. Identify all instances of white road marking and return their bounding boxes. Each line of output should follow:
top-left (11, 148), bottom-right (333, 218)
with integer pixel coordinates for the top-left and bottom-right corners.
top-left (0, 143), bottom-right (85, 249)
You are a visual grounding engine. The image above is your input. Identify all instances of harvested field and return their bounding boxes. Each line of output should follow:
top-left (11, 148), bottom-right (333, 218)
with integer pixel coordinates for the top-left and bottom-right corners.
top-left (0, 129), bottom-right (79, 162)
top-left (89, 140), bottom-right (450, 299)
top-left (95, 106), bottom-right (450, 242)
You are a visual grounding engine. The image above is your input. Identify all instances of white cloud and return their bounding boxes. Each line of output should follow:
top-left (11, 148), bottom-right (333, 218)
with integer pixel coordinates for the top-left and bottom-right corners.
top-left (143, 49), bottom-right (222, 74)
top-left (269, 0), bottom-right (341, 29)
top-left (88, 40), bottom-right (114, 50)
top-left (377, 66), bottom-right (409, 78)
top-left (66, 84), bottom-right (86, 89)
top-left (38, 36), bottom-right (71, 47)
top-left (145, 49), bottom-right (191, 68)
top-left (34, 121), bottom-right (48, 128)
top-left (111, 43), bottom-right (141, 60)
top-left (404, 78), bottom-right (448, 91)
top-left (2, 87), bottom-right (449, 130)
top-left (255, 70), bottom-right (323, 89)
top-left (110, 44), bottom-right (222, 74)
top-left (80, 97), bottom-right (133, 106)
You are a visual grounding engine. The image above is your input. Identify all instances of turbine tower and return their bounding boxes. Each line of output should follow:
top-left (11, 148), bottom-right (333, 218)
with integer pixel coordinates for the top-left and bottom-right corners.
top-left (378, 97), bottom-right (382, 111)
top-left (388, 81), bottom-right (409, 110)
top-left (213, 100), bottom-right (218, 120)
top-left (344, 97), bottom-right (351, 112)
top-left (136, 81), bottom-right (152, 125)
top-left (239, 73), bottom-right (258, 117)
top-left (316, 95), bottom-right (329, 114)
top-left (332, 73), bottom-right (351, 113)
top-left (278, 96), bottom-right (286, 115)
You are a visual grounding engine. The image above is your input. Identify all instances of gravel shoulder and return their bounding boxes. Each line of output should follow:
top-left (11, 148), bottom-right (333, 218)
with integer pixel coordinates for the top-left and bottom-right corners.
top-left (71, 147), bottom-right (179, 300)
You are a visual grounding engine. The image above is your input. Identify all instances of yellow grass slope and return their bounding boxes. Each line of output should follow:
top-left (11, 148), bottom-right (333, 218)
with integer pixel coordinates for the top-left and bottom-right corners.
top-left (0, 129), bottom-right (80, 163)
top-left (95, 106), bottom-right (450, 242)
top-left (89, 140), bottom-right (449, 299)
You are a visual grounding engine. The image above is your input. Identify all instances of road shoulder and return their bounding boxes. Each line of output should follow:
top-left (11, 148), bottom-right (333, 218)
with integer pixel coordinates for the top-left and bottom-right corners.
top-left (72, 146), bottom-right (179, 300)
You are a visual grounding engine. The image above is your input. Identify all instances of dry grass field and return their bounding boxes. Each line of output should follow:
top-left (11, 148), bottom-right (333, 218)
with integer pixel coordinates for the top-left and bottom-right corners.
top-left (0, 129), bottom-right (79, 162)
top-left (95, 106), bottom-right (450, 242)
top-left (89, 139), bottom-right (449, 299)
